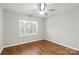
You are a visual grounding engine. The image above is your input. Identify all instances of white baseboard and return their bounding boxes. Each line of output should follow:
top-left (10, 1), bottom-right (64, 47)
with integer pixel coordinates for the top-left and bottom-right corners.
top-left (4, 39), bottom-right (79, 51)
top-left (46, 39), bottom-right (79, 51)
top-left (0, 48), bottom-right (3, 54)
top-left (5, 39), bottom-right (42, 48)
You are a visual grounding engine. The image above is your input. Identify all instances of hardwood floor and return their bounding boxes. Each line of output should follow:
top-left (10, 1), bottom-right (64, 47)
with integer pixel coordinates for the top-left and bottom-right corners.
top-left (1, 40), bottom-right (79, 55)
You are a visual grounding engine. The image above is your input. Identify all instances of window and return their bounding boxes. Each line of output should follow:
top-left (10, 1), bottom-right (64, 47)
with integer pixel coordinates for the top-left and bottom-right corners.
top-left (19, 20), bottom-right (38, 36)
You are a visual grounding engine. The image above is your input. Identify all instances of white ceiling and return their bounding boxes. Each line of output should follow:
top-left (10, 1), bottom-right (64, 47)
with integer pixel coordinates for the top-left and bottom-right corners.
top-left (0, 3), bottom-right (79, 18)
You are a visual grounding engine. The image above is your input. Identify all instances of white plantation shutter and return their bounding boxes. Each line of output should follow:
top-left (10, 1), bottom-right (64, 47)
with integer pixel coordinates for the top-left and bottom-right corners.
top-left (19, 20), bottom-right (38, 36)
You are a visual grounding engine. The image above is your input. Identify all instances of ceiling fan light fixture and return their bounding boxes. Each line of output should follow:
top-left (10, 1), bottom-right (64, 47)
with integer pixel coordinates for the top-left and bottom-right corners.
top-left (38, 9), bottom-right (47, 15)
top-left (39, 11), bottom-right (45, 15)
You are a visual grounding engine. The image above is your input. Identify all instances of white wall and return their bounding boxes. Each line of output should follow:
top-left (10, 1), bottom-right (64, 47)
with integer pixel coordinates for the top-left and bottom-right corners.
top-left (0, 6), bottom-right (3, 52)
top-left (4, 6), bottom-right (79, 50)
top-left (46, 7), bottom-right (79, 50)
top-left (4, 10), bottom-right (45, 47)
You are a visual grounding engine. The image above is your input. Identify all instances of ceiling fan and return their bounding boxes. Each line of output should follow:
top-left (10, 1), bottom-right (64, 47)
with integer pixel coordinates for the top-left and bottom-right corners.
top-left (37, 3), bottom-right (55, 16)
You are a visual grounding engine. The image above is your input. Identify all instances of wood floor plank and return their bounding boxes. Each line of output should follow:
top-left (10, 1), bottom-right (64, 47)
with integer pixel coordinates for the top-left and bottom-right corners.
top-left (1, 40), bottom-right (79, 55)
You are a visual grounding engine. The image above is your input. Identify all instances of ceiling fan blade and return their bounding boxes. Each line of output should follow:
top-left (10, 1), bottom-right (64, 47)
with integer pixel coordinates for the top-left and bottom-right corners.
top-left (45, 12), bottom-right (48, 15)
top-left (47, 9), bottom-right (55, 12)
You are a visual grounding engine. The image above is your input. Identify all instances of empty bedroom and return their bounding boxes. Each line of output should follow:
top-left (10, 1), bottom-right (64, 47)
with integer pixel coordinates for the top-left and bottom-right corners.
top-left (0, 3), bottom-right (79, 55)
